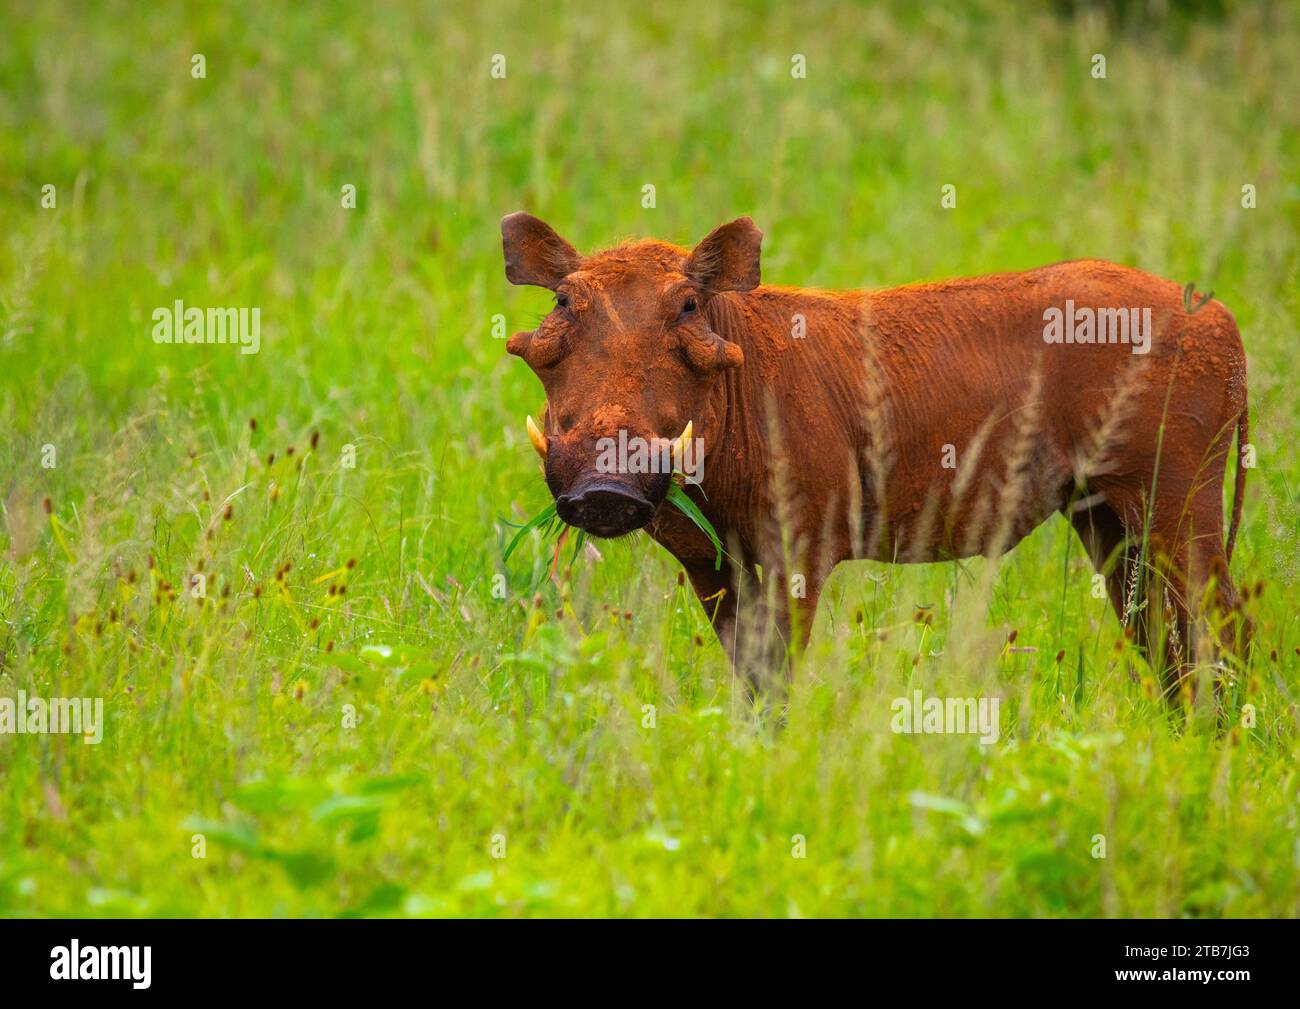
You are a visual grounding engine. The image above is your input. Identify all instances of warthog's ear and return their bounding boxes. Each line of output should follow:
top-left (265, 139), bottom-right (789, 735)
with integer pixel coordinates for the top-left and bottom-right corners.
top-left (685, 217), bottom-right (762, 295)
top-left (501, 212), bottom-right (582, 290)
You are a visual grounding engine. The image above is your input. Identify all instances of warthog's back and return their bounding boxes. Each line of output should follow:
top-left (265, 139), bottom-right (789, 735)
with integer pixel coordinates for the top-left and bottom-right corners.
top-left (850, 260), bottom-right (1246, 557)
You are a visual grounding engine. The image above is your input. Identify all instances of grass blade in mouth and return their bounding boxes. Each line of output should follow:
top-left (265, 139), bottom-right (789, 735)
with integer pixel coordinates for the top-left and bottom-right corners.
top-left (503, 486), bottom-right (723, 572)
top-left (666, 482), bottom-right (723, 571)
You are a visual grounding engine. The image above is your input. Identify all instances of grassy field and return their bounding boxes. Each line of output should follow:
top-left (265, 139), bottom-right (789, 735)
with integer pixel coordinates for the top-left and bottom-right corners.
top-left (1, 0), bottom-right (1298, 917)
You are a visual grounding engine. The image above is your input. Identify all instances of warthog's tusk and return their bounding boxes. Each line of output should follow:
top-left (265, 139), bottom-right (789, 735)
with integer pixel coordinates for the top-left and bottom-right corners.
top-left (671, 420), bottom-right (693, 465)
top-left (526, 415), bottom-right (548, 460)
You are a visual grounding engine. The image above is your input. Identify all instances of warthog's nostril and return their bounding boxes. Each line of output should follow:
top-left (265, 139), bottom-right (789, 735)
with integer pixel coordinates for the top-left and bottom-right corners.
top-left (555, 482), bottom-right (657, 537)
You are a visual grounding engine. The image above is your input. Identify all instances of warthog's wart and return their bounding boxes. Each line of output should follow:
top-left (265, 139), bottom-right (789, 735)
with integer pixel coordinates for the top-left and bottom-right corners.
top-left (1042, 300), bottom-right (1152, 354)
top-left (151, 300), bottom-right (260, 354)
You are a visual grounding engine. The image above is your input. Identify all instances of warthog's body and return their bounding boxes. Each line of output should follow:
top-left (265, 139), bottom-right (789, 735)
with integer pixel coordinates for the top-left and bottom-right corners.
top-left (503, 214), bottom-right (1249, 693)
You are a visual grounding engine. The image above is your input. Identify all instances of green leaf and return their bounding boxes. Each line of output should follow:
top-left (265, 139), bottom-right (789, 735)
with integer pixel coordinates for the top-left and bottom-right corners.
top-left (568, 528), bottom-right (587, 566)
top-left (271, 849), bottom-right (336, 888)
top-left (666, 482), bottom-right (724, 570)
top-left (502, 502), bottom-right (560, 562)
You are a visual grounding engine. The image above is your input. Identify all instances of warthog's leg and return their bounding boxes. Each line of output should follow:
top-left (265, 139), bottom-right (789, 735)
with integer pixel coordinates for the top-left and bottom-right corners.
top-left (1167, 496), bottom-right (1253, 701)
top-left (684, 562), bottom-right (738, 662)
top-left (684, 560), bottom-right (821, 701)
top-left (1071, 485), bottom-right (1250, 708)
top-left (1067, 498), bottom-right (1194, 699)
top-left (1067, 499), bottom-right (1133, 624)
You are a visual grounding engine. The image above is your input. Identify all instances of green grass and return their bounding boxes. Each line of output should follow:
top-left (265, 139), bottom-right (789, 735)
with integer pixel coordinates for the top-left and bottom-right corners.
top-left (1, 0), bottom-right (1298, 917)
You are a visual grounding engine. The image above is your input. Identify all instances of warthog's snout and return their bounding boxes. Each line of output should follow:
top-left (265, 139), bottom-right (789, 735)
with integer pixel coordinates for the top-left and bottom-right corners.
top-left (556, 476), bottom-right (666, 538)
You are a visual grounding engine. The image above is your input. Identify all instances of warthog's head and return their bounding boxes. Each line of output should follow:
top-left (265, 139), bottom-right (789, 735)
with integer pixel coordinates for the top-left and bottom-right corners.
top-left (502, 212), bottom-right (757, 537)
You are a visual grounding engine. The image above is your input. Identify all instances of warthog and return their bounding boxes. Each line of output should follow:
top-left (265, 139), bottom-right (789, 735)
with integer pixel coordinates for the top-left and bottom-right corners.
top-left (502, 212), bottom-right (1249, 695)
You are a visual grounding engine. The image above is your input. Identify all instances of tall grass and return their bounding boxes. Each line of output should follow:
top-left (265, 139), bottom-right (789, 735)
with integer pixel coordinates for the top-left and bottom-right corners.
top-left (0, 0), bottom-right (1297, 917)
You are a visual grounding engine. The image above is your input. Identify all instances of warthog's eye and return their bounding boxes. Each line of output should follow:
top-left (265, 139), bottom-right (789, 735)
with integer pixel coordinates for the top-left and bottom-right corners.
top-left (680, 296), bottom-right (697, 317)
top-left (554, 292), bottom-right (570, 310)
